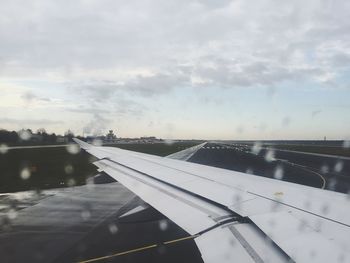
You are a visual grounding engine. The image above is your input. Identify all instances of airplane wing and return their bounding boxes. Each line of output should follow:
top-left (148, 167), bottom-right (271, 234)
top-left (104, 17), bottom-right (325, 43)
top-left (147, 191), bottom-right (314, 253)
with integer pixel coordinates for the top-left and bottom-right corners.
top-left (74, 138), bottom-right (350, 263)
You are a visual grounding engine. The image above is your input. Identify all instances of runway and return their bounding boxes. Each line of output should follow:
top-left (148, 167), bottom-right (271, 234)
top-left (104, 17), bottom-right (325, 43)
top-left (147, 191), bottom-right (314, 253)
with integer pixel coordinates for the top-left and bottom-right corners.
top-left (188, 142), bottom-right (350, 193)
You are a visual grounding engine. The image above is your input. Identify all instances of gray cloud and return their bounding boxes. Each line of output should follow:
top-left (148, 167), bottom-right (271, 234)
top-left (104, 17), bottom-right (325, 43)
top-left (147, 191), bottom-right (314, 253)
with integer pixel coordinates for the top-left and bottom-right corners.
top-left (21, 91), bottom-right (51, 103)
top-left (1, 0), bottom-right (349, 87)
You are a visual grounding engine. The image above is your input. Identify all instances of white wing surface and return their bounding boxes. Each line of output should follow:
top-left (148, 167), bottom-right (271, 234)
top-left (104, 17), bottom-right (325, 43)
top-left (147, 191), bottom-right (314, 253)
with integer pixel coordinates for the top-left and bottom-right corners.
top-left (74, 139), bottom-right (350, 263)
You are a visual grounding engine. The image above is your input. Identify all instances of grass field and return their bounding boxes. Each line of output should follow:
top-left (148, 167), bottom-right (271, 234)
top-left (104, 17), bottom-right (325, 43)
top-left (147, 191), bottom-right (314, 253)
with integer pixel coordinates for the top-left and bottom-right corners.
top-left (265, 144), bottom-right (350, 157)
top-left (0, 142), bottom-right (198, 193)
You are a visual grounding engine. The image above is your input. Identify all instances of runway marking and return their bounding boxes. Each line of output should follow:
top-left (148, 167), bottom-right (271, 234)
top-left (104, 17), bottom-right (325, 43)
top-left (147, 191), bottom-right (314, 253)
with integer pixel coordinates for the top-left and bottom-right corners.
top-left (77, 234), bottom-right (200, 263)
top-left (291, 163), bottom-right (326, 189)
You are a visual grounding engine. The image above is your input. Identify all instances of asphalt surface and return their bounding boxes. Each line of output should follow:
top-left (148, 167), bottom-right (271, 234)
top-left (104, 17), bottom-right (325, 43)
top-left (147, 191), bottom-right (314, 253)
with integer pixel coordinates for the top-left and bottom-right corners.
top-left (189, 142), bottom-right (350, 193)
top-left (1, 142), bottom-right (350, 263)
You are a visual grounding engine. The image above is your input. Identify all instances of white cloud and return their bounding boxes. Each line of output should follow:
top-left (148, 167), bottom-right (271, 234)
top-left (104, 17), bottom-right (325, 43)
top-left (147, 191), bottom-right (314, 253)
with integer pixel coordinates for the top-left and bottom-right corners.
top-left (0, 0), bottom-right (349, 138)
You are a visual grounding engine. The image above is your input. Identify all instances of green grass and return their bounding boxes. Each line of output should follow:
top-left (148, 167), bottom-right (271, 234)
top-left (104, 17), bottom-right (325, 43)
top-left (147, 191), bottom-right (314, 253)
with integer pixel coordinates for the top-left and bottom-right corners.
top-left (0, 142), bottom-right (199, 193)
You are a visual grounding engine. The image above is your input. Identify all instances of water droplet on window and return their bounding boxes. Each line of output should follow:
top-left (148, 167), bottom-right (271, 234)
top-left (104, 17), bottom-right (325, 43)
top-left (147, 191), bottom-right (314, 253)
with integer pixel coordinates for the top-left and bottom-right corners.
top-left (298, 219), bottom-right (307, 232)
top-left (86, 177), bottom-right (95, 189)
top-left (64, 164), bottom-right (74, 174)
top-left (66, 144), bottom-right (80, 154)
top-left (320, 165), bottom-right (329, 174)
top-left (66, 178), bottom-right (76, 187)
top-left (310, 250), bottom-right (316, 259)
top-left (246, 168), bottom-right (253, 174)
top-left (282, 116), bottom-right (291, 127)
top-left (314, 219), bottom-right (322, 232)
top-left (108, 223), bottom-right (118, 234)
top-left (18, 130), bottom-right (31, 141)
top-left (81, 210), bottom-right (91, 221)
top-left (334, 161), bottom-right (343, 173)
top-left (328, 177), bottom-right (337, 190)
top-left (343, 140), bottom-right (350, 149)
top-left (159, 219), bottom-right (168, 231)
top-left (92, 139), bottom-right (103, 146)
top-left (321, 204), bottom-right (329, 215)
top-left (273, 165), bottom-right (284, 180)
top-left (157, 244), bottom-right (166, 254)
top-left (265, 149), bottom-right (275, 162)
top-left (337, 253), bottom-right (345, 262)
top-left (20, 167), bottom-right (31, 180)
top-left (164, 139), bottom-right (174, 145)
top-left (251, 142), bottom-right (262, 155)
top-left (268, 219), bottom-right (276, 227)
top-left (303, 200), bottom-right (311, 209)
top-left (0, 144), bottom-right (8, 154)
top-left (346, 190), bottom-right (350, 201)
top-left (7, 209), bottom-right (17, 220)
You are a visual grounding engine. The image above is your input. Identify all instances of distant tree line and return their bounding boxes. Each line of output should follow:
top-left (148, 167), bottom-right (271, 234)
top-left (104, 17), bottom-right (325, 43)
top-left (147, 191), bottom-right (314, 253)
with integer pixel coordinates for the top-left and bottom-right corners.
top-left (0, 128), bottom-right (84, 145)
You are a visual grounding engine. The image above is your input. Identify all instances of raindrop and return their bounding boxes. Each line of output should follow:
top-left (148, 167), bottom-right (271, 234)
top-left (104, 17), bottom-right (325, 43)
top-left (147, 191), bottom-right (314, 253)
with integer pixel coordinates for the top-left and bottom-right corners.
top-left (334, 161), bottom-right (344, 173)
top-left (270, 200), bottom-right (281, 211)
top-left (236, 126), bottom-right (244, 134)
top-left (157, 244), bottom-right (166, 254)
top-left (66, 144), bottom-right (80, 155)
top-left (233, 194), bottom-right (242, 203)
top-left (314, 219), bottom-right (322, 232)
top-left (246, 168), bottom-right (253, 174)
top-left (281, 116), bottom-right (291, 127)
top-left (0, 144), bottom-right (9, 154)
top-left (108, 223), bottom-right (118, 234)
top-left (328, 177), bottom-right (337, 190)
top-left (159, 219), bottom-right (168, 231)
top-left (64, 164), bottom-right (74, 175)
top-left (18, 130), bottom-right (31, 141)
top-left (20, 167), bottom-right (31, 180)
top-left (303, 200), bottom-right (311, 209)
top-left (320, 165), bottom-right (329, 174)
top-left (273, 165), bottom-right (284, 180)
top-left (309, 250), bottom-right (316, 259)
top-left (7, 209), bottom-right (17, 220)
top-left (164, 139), bottom-right (174, 145)
top-left (265, 149), bottom-right (275, 162)
top-left (343, 140), bottom-right (350, 149)
top-left (66, 178), bottom-right (76, 187)
top-left (81, 210), bottom-right (91, 221)
top-left (92, 139), bottom-right (103, 146)
top-left (251, 142), bottom-right (262, 155)
top-left (346, 190), bottom-right (350, 201)
top-left (1, 217), bottom-right (12, 231)
top-left (321, 204), bottom-right (329, 215)
top-left (298, 219), bottom-right (307, 232)
top-left (268, 219), bottom-right (276, 227)
top-left (86, 177), bottom-right (95, 189)
top-left (337, 253), bottom-right (345, 263)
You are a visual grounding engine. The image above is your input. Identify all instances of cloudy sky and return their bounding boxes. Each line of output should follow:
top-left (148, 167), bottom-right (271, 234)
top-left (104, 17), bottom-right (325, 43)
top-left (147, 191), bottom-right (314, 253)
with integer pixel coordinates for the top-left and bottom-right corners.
top-left (0, 0), bottom-right (349, 140)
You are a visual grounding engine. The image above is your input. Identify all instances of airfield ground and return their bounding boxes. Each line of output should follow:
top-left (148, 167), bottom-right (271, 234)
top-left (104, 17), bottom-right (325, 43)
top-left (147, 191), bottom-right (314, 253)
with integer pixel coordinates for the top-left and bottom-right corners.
top-left (0, 141), bottom-right (349, 262)
top-left (0, 142), bottom-right (198, 193)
